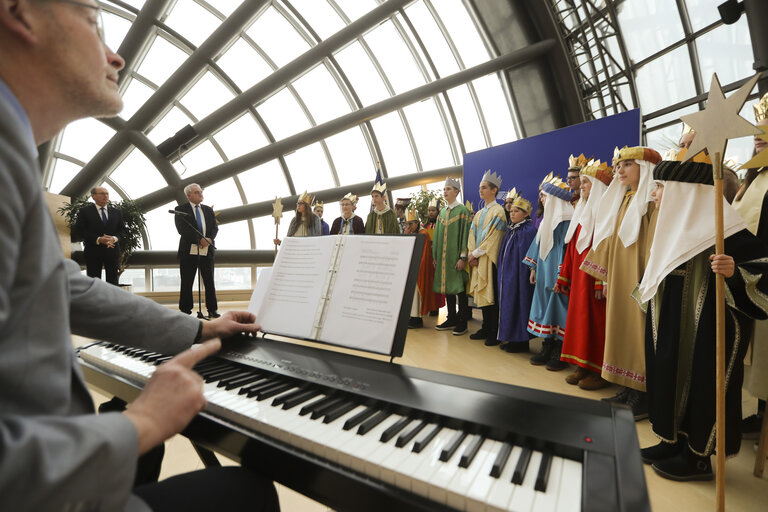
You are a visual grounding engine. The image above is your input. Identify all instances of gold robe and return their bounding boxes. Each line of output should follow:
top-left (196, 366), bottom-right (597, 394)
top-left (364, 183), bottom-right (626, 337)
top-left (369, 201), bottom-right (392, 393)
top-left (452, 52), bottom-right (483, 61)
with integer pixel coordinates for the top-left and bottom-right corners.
top-left (467, 202), bottom-right (506, 307)
top-left (581, 191), bottom-right (657, 391)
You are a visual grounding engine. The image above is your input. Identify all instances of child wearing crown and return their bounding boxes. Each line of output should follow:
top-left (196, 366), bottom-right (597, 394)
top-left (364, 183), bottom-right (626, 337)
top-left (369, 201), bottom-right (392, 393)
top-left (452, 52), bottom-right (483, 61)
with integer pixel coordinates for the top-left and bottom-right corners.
top-left (467, 171), bottom-right (507, 346)
top-left (404, 208), bottom-right (439, 328)
top-left (433, 178), bottom-right (471, 335)
top-left (365, 180), bottom-right (399, 234)
top-left (555, 161), bottom-right (612, 389)
top-left (275, 192), bottom-right (322, 245)
top-left (634, 150), bottom-right (768, 481)
top-left (524, 174), bottom-right (573, 369)
top-left (581, 146), bottom-right (662, 418)
top-left (330, 193), bottom-right (365, 235)
top-left (496, 189), bottom-right (537, 352)
top-left (312, 201), bottom-right (330, 235)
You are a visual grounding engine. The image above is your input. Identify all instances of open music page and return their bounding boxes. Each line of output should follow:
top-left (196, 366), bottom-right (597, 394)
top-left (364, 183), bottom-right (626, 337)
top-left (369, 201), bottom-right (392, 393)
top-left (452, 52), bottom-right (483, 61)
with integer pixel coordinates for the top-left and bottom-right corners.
top-left (318, 236), bottom-right (415, 353)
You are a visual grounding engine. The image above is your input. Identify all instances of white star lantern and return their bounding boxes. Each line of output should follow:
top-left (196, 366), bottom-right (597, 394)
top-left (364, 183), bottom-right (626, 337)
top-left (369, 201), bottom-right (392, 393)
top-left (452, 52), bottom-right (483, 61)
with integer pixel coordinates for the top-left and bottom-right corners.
top-left (272, 197), bottom-right (284, 225)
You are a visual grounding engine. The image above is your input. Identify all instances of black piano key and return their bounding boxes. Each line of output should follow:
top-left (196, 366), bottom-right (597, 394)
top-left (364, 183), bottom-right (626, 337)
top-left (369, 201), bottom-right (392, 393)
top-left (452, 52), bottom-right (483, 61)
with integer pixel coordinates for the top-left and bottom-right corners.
top-left (193, 360), bottom-right (223, 372)
top-left (271, 386), bottom-right (309, 407)
top-left (279, 389), bottom-right (321, 410)
top-left (412, 424), bottom-right (442, 453)
top-left (216, 371), bottom-right (253, 388)
top-left (203, 367), bottom-right (242, 383)
top-left (459, 435), bottom-right (485, 468)
top-left (256, 382), bottom-right (296, 401)
top-left (322, 401), bottom-right (358, 424)
top-left (343, 406), bottom-right (378, 430)
top-left (512, 447), bottom-right (532, 485)
top-left (139, 351), bottom-right (159, 361)
top-left (222, 373), bottom-right (265, 390)
top-left (154, 355), bottom-right (173, 363)
top-left (245, 378), bottom-right (285, 398)
top-left (237, 377), bottom-right (270, 395)
top-left (534, 450), bottom-right (553, 492)
top-left (299, 395), bottom-right (338, 417)
top-left (439, 430), bottom-right (468, 462)
top-left (490, 442), bottom-right (513, 478)
top-left (310, 397), bottom-right (346, 419)
top-left (380, 416), bottom-right (412, 443)
top-left (396, 420), bottom-right (428, 448)
top-left (357, 410), bottom-right (391, 435)
top-left (195, 363), bottom-right (230, 377)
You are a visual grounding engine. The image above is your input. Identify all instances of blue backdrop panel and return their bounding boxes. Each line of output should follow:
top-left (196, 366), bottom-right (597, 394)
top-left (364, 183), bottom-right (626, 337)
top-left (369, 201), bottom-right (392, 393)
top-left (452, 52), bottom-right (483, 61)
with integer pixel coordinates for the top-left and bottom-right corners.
top-left (463, 109), bottom-right (641, 216)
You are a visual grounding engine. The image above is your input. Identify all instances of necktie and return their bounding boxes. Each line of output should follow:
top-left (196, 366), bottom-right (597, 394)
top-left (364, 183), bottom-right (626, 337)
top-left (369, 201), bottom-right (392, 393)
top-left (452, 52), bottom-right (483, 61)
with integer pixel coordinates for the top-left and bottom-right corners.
top-left (195, 205), bottom-right (203, 233)
top-left (100, 207), bottom-right (107, 224)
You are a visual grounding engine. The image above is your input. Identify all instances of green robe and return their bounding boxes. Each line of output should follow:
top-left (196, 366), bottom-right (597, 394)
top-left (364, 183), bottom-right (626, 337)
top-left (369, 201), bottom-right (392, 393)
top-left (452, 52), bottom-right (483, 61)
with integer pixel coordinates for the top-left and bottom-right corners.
top-left (432, 204), bottom-right (470, 294)
top-left (365, 208), bottom-right (399, 234)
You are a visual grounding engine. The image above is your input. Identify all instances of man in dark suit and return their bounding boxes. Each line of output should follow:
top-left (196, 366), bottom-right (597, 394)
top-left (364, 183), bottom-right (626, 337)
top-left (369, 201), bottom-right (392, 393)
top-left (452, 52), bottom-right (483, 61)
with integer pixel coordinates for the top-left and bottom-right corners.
top-left (175, 183), bottom-right (219, 317)
top-left (75, 186), bottom-right (125, 285)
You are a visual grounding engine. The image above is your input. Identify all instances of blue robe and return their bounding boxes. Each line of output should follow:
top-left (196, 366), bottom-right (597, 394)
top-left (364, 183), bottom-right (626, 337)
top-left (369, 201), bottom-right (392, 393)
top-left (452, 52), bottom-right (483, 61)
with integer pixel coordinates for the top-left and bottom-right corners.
top-left (497, 219), bottom-right (537, 343)
top-left (320, 219), bottom-right (330, 235)
top-left (523, 221), bottom-right (570, 340)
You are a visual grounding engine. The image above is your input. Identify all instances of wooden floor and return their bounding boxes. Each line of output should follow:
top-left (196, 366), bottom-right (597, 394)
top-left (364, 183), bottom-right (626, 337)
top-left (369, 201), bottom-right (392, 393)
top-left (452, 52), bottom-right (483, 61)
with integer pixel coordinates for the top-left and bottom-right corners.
top-left (81, 303), bottom-right (768, 511)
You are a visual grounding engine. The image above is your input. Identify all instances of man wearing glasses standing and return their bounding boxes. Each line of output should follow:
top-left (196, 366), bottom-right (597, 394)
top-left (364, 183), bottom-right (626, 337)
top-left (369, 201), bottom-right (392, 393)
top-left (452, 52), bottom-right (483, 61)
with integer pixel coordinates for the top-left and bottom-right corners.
top-left (0, 1), bottom-right (278, 511)
top-left (75, 186), bottom-right (125, 285)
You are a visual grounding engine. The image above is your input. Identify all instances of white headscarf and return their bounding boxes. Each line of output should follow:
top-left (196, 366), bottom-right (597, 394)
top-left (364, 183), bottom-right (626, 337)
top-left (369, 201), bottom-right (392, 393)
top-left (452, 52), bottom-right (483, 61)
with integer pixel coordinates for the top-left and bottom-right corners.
top-left (564, 175), bottom-right (611, 254)
top-left (636, 180), bottom-right (746, 303)
top-left (591, 159), bottom-right (656, 250)
top-left (537, 191), bottom-right (574, 261)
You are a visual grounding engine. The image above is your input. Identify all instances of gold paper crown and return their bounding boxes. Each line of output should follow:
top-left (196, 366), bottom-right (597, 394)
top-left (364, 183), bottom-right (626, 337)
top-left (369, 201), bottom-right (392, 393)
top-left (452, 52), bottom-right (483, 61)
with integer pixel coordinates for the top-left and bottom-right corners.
top-left (312, 200), bottom-right (324, 208)
top-left (405, 207), bottom-right (419, 223)
top-left (341, 192), bottom-right (358, 204)
top-left (428, 197), bottom-right (439, 208)
top-left (506, 187), bottom-right (532, 214)
top-left (666, 147), bottom-right (712, 164)
top-left (297, 191), bottom-right (312, 204)
top-left (754, 92), bottom-right (768, 122)
top-left (371, 181), bottom-right (387, 194)
top-left (613, 146), bottom-right (662, 165)
top-left (465, 200), bottom-right (474, 213)
top-left (539, 171), bottom-right (554, 187)
top-left (542, 173), bottom-right (568, 190)
top-left (682, 122), bottom-right (696, 135)
top-left (580, 159), bottom-right (614, 186)
top-left (568, 153), bottom-right (589, 170)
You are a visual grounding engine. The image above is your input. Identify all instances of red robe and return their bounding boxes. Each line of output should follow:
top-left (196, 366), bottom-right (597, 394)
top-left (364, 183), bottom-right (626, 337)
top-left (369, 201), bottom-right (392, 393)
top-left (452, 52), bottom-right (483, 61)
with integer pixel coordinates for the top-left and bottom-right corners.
top-left (557, 225), bottom-right (606, 372)
top-left (416, 229), bottom-right (440, 316)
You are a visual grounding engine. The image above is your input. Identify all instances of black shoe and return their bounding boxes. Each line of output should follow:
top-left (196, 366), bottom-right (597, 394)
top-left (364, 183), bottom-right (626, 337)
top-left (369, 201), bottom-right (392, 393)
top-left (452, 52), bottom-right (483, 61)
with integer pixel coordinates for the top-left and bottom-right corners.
top-left (530, 340), bottom-right (554, 365)
top-left (625, 389), bottom-right (648, 421)
top-left (408, 317), bottom-right (423, 329)
top-left (207, 311), bottom-right (221, 318)
top-left (641, 441), bottom-right (684, 465)
top-left (429, 310), bottom-right (439, 317)
top-left (502, 341), bottom-right (530, 353)
top-left (651, 449), bottom-right (713, 482)
top-left (742, 413), bottom-right (764, 440)
top-left (180, 309), bottom-right (192, 315)
top-left (602, 387), bottom-right (631, 404)
top-left (452, 323), bottom-right (468, 336)
top-left (484, 338), bottom-right (501, 346)
top-left (469, 329), bottom-right (487, 340)
top-left (546, 358), bottom-right (569, 371)
top-left (98, 396), bottom-right (127, 414)
top-left (436, 319), bottom-right (457, 331)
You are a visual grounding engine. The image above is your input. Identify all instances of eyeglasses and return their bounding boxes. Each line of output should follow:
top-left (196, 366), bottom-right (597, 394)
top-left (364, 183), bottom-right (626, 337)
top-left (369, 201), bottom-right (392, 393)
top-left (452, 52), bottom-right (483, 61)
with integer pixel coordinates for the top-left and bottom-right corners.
top-left (566, 176), bottom-right (580, 181)
top-left (56, 0), bottom-right (105, 42)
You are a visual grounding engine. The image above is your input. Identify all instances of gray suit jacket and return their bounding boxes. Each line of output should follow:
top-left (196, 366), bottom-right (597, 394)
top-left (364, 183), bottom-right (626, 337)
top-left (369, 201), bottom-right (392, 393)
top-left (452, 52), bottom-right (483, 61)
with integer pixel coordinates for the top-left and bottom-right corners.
top-left (0, 84), bottom-right (200, 511)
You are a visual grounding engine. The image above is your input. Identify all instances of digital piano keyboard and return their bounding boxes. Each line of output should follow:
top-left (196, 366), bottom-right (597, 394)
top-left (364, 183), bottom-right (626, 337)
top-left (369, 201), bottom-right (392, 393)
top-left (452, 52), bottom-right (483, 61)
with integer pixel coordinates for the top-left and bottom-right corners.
top-left (77, 335), bottom-right (650, 512)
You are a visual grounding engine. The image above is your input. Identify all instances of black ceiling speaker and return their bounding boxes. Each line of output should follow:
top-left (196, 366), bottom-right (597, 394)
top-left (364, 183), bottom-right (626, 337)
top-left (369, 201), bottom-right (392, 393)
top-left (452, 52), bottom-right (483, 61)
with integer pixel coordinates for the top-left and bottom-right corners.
top-left (156, 124), bottom-right (198, 158)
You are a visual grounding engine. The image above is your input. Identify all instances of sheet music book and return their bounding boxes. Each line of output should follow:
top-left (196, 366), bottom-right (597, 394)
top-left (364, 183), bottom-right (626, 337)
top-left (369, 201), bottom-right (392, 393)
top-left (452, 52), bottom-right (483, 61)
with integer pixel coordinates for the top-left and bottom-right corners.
top-left (248, 235), bottom-right (422, 357)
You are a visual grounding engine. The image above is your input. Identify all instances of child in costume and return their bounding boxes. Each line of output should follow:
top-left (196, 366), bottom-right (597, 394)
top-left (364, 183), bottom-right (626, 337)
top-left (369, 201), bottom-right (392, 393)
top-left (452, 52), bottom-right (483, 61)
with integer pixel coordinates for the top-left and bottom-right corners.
top-left (365, 179), bottom-right (399, 234)
top-left (330, 193), bottom-right (365, 235)
top-left (404, 207), bottom-right (439, 328)
top-left (313, 201), bottom-right (330, 235)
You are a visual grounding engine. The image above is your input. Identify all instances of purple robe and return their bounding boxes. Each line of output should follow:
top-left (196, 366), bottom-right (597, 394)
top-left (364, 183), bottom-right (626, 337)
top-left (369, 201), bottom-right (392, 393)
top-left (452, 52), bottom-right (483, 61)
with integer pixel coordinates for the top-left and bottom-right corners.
top-left (497, 219), bottom-right (537, 343)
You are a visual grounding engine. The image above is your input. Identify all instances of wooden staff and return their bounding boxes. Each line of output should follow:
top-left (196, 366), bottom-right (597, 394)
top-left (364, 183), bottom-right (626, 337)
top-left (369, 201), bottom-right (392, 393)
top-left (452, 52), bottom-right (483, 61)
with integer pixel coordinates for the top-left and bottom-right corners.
top-left (713, 152), bottom-right (725, 512)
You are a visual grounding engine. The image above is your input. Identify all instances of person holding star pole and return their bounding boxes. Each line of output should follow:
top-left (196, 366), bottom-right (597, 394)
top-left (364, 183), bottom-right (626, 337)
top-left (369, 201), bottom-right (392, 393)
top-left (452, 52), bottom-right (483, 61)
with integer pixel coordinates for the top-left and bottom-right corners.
top-left (272, 197), bottom-right (283, 256)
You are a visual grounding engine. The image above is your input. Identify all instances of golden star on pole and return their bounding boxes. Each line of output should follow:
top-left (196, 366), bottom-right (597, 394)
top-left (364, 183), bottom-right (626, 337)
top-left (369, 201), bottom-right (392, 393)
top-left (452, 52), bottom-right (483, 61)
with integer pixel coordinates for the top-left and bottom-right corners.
top-left (680, 73), bottom-right (762, 162)
top-left (272, 197), bottom-right (283, 224)
top-left (741, 132), bottom-right (768, 169)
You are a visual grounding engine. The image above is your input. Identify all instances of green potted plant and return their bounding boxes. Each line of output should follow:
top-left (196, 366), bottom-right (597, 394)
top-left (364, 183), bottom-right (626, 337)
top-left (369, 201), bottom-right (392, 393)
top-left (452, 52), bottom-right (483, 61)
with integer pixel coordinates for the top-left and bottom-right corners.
top-left (409, 189), bottom-right (444, 224)
top-left (58, 197), bottom-right (147, 283)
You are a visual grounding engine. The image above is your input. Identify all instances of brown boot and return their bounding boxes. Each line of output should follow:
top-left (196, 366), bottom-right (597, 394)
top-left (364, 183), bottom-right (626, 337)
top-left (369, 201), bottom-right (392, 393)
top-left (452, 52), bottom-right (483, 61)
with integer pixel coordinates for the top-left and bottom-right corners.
top-left (578, 372), bottom-right (609, 390)
top-left (565, 367), bottom-right (589, 385)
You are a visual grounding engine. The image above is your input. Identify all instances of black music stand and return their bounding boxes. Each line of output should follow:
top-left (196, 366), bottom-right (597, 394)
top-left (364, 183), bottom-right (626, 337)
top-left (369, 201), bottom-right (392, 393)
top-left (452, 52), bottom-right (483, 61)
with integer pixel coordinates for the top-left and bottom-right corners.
top-left (177, 214), bottom-right (215, 319)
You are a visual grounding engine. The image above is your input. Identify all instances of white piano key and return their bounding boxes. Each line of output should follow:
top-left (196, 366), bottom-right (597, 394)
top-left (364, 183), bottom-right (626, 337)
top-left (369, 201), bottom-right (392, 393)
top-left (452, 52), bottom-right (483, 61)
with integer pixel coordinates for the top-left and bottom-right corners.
top-left (531, 456), bottom-right (563, 512)
top-left (508, 450), bottom-right (542, 512)
top-left (445, 438), bottom-right (498, 511)
top-left (403, 427), bottom-right (458, 497)
top-left (393, 424), bottom-right (444, 491)
top-left (463, 440), bottom-right (505, 512)
top-left (555, 459), bottom-right (582, 512)
top-left (485, 445), bottom-right (523, 512)
top-left (427, 431), bottom-right (474, 505)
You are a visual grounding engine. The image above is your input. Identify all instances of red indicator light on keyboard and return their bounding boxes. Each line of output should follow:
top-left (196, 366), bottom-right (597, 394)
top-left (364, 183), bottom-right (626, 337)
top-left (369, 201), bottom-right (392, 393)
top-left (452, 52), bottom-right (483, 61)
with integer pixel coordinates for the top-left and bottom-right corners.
top-left (585, 437), bottom-right (592, 443)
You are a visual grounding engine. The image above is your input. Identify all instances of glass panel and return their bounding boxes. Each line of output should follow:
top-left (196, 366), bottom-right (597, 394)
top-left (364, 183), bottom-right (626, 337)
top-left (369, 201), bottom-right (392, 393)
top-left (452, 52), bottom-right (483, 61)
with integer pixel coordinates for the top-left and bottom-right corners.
top-left (119, 268), bottom-right (147, 292)
top-left (200, 178), bottom-right (243, 211)
top-left (616, 1), bottom-right (684, 63)
top-left (430, 0), bottom-right (490, 67)
top-left (152, 268), bottom-right (181, 292)
top-left (120, 78), bottom-right (155, 120)
top-left (238, 160), bottom-right (292, 203)
top-left (292, 64), bottom-right (351, 125)
top-left (686, 0), bottom-right (722, 31)
top-left (213, 221), bottom-right (252, 251)
top-left (102, 10), bottom-right (132, 52)
top-left (110, 149), bottom-right (169, 198)
top-left (284, 143), bottom-right (334, 192)
top-left (695, 17), bottom-right (753, 86)
top-left (246, 7), bottom-right (311, 68)
top-left (146, 106), bottom-right (194, 145)
top-left (355, 195), bottom-right (372, 219)
top-left (144, 202), bottom-right (181, 251)
top-left (324, 127), bottom-right (374, 185)
top-left (213, 113), bottom-right (270, 160)
top-left (446, 85), bottom-right (486, 153)
top-left (165, 0), bottom-right (221, 47)
top-left (472, 75), bottom-right (517, 146)
top-left (644, 104), bottom-right (698, 130)
top-left (58, 118), bottom-right (115, 164)
top-left (173, 140), bottom-right (224, 178)
top-left (253, 215), bottom-right (289, 250)
top-left (216, 38), bottom-right (274, 90)
top-left (48, 158), bottom-right (82, 195)
top-left (364, 20), bottom-right (425, 95)
top-left (120, 0), bottom-right (145, 10)
top-left (370, 112), bottom-right (417, 177)
top-left (214, 267), bottom-right (253, 290)
top-left (402, 98), bottom-right (454, 170)
top-left (205, 0), bottom-right (242, 17)
top-left (634, 45), bottom-right (696, 115)
top-left (645, 124), bottom-right (686, 157)
top-left (136, 36), bottom-right (189, 88)
top-left (286, 0), bottom-right (345, 40)
top-left (179, 71), bottom-right (235, 120)
top-left (255, 88), bottom-right (311, 140)
top-left (333, 0), bottom-right (377, 22)
top-left (404, 2), bottom-right (460, 77)
top-left (334, 41), bottom-right (390, 106)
